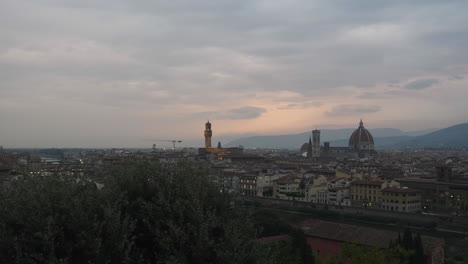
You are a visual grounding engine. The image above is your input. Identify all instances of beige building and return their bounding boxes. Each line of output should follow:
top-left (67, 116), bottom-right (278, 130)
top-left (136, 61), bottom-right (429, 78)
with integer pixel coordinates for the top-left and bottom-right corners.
top-left (328, 187), bottom-right (350, 206)
top-left (350, 179), bottom-right (400, 208)
top-left (273, 175), bottom-right (328, 202)
top-left (256, 173), bottom-right (287, 197)
top-left (381, 187), bottom-right (422, 213)
top-left (273, 175), bottom-right (303, 200)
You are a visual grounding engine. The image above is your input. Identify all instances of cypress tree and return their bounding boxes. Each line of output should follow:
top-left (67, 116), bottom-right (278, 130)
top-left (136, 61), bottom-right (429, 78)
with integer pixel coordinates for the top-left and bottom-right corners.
top-left (413, 233), bottom-right (425, 264)
top-left (402, 228), bottom-right (413, 250)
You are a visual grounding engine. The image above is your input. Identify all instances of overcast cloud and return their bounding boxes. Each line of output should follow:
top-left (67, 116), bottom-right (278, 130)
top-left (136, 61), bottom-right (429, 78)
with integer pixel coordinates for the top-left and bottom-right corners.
top-left (1, 0), bottom-right (468, 147)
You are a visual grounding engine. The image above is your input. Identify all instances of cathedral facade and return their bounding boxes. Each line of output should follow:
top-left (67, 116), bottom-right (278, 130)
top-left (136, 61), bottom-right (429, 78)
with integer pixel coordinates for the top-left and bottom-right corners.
top-left (302, 120), bottom-right (376, 159)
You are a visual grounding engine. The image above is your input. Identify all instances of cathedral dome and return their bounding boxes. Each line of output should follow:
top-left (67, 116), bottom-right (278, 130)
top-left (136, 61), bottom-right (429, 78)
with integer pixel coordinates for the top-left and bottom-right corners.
top-left (349, 119), bottom-right (374, 150)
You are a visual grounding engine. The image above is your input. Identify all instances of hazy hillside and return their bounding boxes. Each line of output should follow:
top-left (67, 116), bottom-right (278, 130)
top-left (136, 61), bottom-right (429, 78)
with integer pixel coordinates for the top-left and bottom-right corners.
top-left (226, 128), bottom-right (414, 149)
top-left (224, 124), bottom-right (468, 150)
top-left (394, 123), bottom-right (468, 149)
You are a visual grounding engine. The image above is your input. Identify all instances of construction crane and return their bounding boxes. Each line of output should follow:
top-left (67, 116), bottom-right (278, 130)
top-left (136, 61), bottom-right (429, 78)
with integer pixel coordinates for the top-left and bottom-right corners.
top-left (155, 140), bottom-right (183, 150)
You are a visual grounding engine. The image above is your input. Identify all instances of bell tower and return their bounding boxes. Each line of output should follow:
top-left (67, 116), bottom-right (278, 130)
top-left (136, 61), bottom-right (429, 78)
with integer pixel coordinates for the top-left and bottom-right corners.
top-left (204, 121), bottom-right (212, 149)
top-left (312, 129), bottom-right (320, 158)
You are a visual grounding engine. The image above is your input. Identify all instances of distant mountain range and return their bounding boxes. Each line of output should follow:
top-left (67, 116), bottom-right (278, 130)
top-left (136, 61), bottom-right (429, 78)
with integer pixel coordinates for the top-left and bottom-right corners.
top-left (225, 123), bottom-right (468, 149)
top-left (392, 123), bottom-right (468, 149)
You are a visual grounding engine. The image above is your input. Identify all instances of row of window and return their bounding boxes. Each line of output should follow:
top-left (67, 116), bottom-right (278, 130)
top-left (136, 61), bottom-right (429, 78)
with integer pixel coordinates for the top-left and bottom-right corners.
top-left (382, 200), bottom-right (420, 204)
top-left (353, 190), bottom-right (377, 195)
top-left (242, 184), bottom-right (254, 190)
top-left (240, 179), bottom-right (256, 184)
top-left (382, 204), bottom-right (420, 211)
top-left (351, 195), bottom-right (377, 201)
top-left (353, 185), bottom-right (380, 189)
top-left (384, 192), bottom-right (419, 197)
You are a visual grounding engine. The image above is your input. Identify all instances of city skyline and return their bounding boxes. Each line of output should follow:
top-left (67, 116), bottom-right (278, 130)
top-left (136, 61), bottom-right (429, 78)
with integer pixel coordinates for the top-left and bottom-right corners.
top-left (1, 1), bottom-right (468, 147)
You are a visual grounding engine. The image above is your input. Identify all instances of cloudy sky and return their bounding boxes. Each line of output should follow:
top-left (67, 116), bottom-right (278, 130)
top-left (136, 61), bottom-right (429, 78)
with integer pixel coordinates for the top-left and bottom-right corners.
top-left (1, 0), bottom-right (468, 148)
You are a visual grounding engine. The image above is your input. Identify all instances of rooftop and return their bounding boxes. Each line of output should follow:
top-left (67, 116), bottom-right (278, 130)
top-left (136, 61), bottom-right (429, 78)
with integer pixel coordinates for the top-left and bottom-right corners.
top-left (300, 219), bottom-right (443, 252)
top-left (382, 187), bottom-right (421, 194)
top-left (350, 179), bottom-right (384, 186)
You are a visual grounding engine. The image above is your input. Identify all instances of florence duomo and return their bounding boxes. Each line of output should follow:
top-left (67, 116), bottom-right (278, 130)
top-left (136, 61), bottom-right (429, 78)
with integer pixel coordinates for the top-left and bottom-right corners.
top-left (303, 119), bottom-right (376, 159)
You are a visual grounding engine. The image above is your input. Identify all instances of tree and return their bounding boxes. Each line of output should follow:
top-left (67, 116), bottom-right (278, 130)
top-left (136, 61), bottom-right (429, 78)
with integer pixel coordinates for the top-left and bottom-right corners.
top-left (325, 244), bottom-right (411, 264)
top-left (0, 159), bottom-right (257, 263)
top-left (257, 230), bottom-right (314, 264)
top-left (252, 211), bottom-right (314, 264)
top-left (402, 228), bottom-right (413, 250)
top-left (413, 233), bottom-right (425, 264)
top-left (390, 229), bottom-right (426, 264)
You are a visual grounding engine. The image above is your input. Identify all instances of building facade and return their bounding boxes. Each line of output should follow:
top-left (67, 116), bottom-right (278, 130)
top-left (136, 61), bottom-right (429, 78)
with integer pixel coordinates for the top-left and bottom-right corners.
top-left (381, 187), bottom-right (422, 213)
top-left (350, 179), bottom-right (400, 208)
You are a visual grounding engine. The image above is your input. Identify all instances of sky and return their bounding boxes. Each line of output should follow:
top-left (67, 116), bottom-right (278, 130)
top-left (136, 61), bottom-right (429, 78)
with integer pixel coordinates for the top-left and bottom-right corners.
top-left (1, 0), bottom-right (468, 148)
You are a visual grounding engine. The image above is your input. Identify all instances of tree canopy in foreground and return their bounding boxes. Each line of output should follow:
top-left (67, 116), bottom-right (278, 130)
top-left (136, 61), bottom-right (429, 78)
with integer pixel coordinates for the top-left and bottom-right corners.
top-left (0, 160), bottom-right (256, 263)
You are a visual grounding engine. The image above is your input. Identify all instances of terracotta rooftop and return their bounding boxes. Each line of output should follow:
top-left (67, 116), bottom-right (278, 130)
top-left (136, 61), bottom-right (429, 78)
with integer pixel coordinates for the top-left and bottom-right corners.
top-left (349, 120), bottom-right (374, 146)
top-left (300, 219), bottom-right (443, 252)
top-left (328, 187), bottom-right (349, 191)
top-left (274, 174), bottom-right (300, 184)
top-left (255, 235), bottom-right (289, 244)
top-left (382, 187), bottom-right (421, 194)
top-left (306, 169), bottom-right (336, 174)
top-left (350, 179), bottom-right (384, 186)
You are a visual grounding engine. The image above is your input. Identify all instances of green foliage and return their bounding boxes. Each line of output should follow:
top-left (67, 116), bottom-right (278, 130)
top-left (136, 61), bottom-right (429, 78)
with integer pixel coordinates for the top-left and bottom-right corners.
top-left (413, 233), bottom-right (425, 264)
top-left (252, 210), bottom-right (292, 237)
top-left (289, 229), bottom-right (314, 264)
top-left (257, 230), bottom-right (314, 264)
top-left (445, 237), bottom-right (468, 264)
top-left (325, 244), bottom-right (411, 264)
top-left (402, 229), bottom-right (413, 250)
top-left (389, 229), bottom-right (425, 264)
top-left (253, 211), bottom-right (314, 264)
top-left (0, 159), bottom-right (256, 263)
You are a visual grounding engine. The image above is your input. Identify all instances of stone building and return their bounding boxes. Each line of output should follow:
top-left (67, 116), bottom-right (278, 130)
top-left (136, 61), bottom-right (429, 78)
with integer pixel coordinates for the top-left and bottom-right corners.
top-left (328, 187), bottom-right (350, 206)
top-left (240, 174), bottom-right (257, 197)
top-left (350, 179), bottom-right (400, 208)
top-left (381, 187), bottom-right (422, 213)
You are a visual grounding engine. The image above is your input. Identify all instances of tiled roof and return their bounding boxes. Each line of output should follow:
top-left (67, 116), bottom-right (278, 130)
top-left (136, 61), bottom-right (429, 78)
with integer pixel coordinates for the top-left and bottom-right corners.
top-left (256, 235), bottom-right (289, 244)
top-left (328, 187), bottom-right (349, 191)
top-left (382, 187), bottom-right (421, 194)
top-left (348, 120), bottom-right (374, 146)
top-left (300, 220), bottom-right (444, 252)
top-left (306, 169), bottom-right (336, 174)
top-left (274, 174), bottom-right (300, 184)
top-left (350, 179), bottom-right (384, 186)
